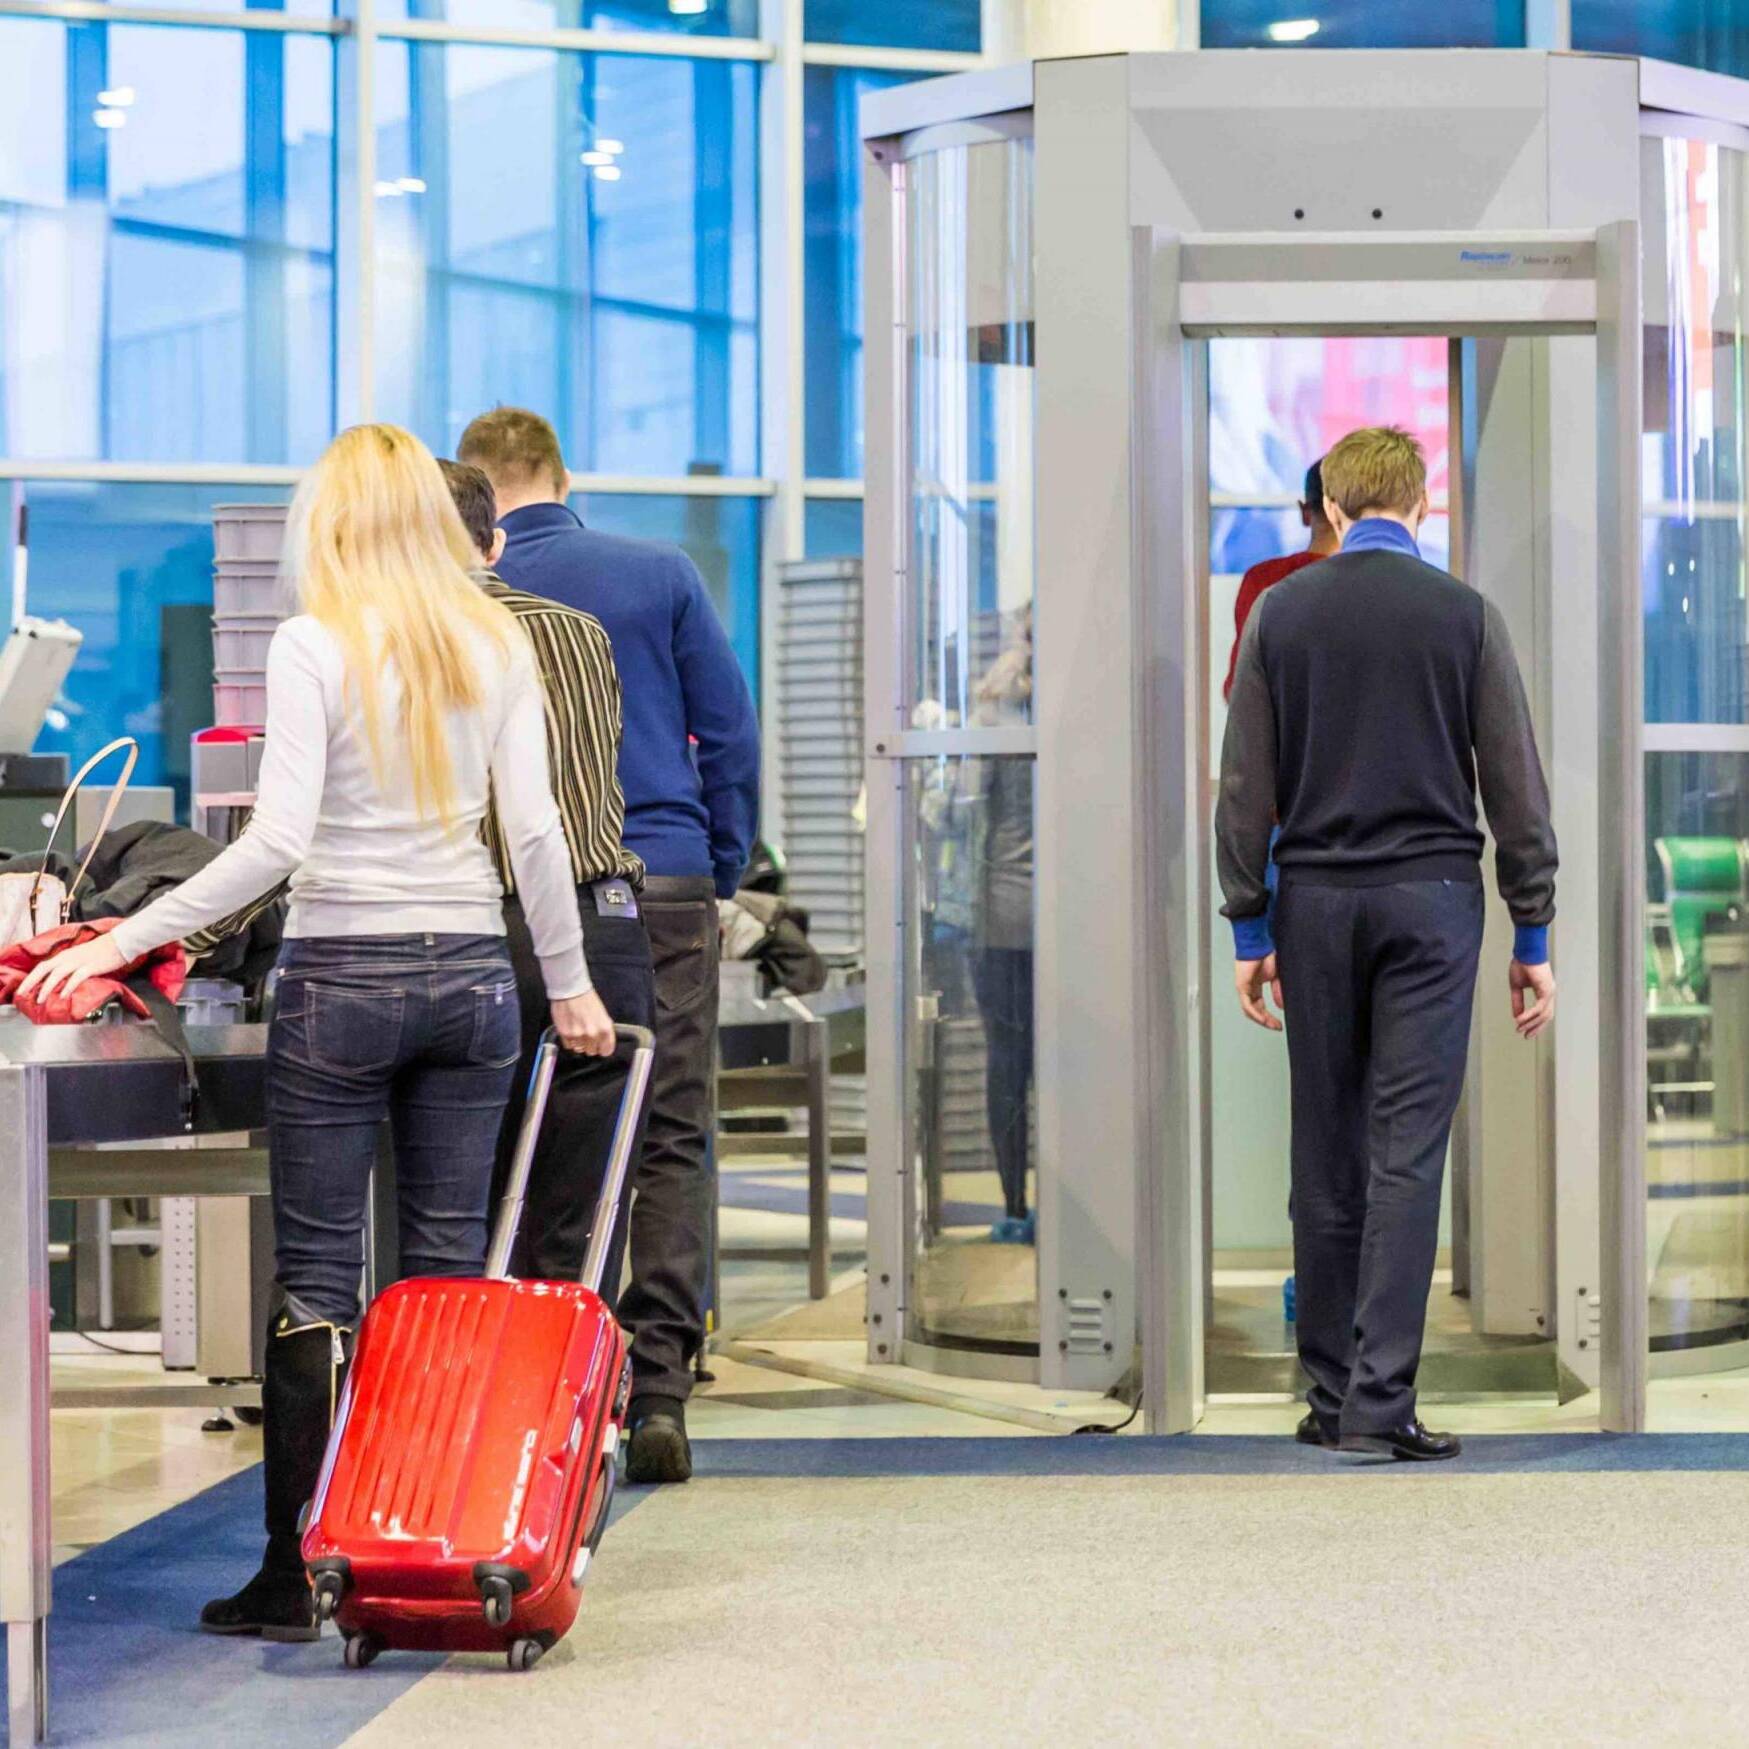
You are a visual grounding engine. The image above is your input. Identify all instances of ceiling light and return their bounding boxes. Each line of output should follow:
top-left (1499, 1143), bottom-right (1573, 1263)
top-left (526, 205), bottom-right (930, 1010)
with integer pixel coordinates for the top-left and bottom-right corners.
top-left (97, 86), bottom-right (135, 107)
top-left (396, 176), bottom-right (427, 193)
top-left (93, 108), bottom-right (127, 129)
top-left (581, 149), bottom-right (614, 166)
top-left (1266, 17), bottom-right (1320, 41)
top-left (595, 138), bottom-right (624, 155)
top-left (373, 180), bottom-right (400, 197)
top-left (592, 164), bottom-right (623, 182)
top-left (669, 0), bottom-right (708, 14)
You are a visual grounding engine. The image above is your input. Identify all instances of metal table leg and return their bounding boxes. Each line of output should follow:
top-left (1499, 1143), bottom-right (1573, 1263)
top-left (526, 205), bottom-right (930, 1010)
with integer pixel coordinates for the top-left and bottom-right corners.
top-left (800, 1013), bottom-right (831, 1301)
top-left (0, 1064), bottom-right (52, 1745)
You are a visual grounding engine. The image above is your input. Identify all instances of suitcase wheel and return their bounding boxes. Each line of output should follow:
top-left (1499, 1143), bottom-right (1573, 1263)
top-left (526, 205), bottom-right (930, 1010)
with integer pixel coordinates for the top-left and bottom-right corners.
top-left (507, 1637), bottom-right (546, 1674)
top-left (310, 1558), bottom-right (351, 1622)
top-left (342, 1632), bottom-right (384, 1670)
top-left (312, 1570), bottom-right (348, 1623)
top-left (480, 1575), bottom-right (517, 1629)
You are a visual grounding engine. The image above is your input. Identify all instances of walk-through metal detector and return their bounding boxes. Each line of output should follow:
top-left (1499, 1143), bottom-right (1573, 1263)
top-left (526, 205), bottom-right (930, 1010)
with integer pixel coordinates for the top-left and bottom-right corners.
top-left (1131, 225), bottom-right (1645, 1432)
top-left (861, 50), bottom-right (1660, 1431)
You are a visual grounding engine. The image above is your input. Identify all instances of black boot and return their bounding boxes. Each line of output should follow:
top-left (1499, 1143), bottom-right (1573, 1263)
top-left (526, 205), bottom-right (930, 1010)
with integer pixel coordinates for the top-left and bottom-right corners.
top-left (201, 1292), bottom-right (350, 1640)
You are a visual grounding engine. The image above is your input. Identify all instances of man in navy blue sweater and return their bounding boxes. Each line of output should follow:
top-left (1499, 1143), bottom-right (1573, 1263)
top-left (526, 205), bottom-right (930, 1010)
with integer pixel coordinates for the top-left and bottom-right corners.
top-left (462, 408), bottom-right (760, 1483)
top-left (1217, 426), bottom-right (1557, 1464)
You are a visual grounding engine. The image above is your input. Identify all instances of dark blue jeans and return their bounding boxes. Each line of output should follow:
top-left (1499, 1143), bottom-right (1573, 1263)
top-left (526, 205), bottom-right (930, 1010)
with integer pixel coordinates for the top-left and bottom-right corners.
top-left (267, 934), bottom-right (520, 1327)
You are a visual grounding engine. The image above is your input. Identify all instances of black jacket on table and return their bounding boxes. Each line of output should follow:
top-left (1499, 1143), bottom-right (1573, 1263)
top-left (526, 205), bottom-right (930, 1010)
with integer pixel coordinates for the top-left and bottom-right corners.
top-left (1215, 525), bottom-right (1557, 964)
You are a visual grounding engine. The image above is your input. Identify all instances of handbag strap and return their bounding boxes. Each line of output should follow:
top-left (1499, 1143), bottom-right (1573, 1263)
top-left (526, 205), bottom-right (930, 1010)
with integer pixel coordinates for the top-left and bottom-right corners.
top-left (121, 969), bottom-right (200, 1131)
top-left (28, 736), bottom-right (139, 917)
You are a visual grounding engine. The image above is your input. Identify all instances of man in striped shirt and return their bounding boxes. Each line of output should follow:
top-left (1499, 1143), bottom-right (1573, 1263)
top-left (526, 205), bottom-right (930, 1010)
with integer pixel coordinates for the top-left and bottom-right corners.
top-left (441, 463), bottom-right (658, 1312)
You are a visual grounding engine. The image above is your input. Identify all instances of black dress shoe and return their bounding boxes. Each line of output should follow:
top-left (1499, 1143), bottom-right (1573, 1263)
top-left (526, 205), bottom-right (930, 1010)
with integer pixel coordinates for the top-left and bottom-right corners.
top-left (624, 1395), bottom-right (693, 1484)
top-left (1295, 1412), bottom-right (1337, 1449)
top-left (1339, 1420), bottom-right (1462, 1462)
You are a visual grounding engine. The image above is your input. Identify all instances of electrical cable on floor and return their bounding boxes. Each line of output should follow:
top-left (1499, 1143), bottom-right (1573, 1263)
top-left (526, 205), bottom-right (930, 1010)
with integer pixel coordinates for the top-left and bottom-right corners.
top-left (1071, 1395), bottom-right (1142, 1436)
top-left (62, 1330), bottom-right (157, 1359)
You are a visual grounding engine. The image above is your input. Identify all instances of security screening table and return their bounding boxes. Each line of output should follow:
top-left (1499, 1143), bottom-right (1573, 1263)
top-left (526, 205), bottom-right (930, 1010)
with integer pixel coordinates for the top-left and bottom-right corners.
top-left (0, 1015), bottom-right (270, 1746)
top-left (716, 973), bottom-right (865, 1300)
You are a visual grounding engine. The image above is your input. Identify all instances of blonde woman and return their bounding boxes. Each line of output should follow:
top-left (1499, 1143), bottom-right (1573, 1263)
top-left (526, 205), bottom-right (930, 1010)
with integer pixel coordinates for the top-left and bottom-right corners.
top-left (24, 424), bottom-right (614, 1639)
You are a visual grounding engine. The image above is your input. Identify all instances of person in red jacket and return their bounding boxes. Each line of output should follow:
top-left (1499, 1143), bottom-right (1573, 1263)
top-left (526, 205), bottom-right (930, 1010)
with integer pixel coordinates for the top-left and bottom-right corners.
top-left (1222, 459), bottom-right (1338, 702)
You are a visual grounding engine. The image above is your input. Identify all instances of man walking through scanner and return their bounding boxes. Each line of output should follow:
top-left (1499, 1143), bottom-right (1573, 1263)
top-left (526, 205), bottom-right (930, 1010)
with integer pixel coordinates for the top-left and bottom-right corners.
top-left (1216, 425), bottom-right (1557, 1463)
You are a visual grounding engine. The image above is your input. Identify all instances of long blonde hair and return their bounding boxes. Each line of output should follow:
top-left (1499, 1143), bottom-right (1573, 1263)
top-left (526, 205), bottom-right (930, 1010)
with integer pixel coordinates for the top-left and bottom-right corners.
top-left (284, 423), bottom-right (517, 824)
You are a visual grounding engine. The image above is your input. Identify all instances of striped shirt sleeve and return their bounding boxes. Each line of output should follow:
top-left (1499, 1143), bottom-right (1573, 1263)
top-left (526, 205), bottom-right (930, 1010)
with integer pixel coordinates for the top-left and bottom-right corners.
top-left (479, 580), bottom-right (642, 893)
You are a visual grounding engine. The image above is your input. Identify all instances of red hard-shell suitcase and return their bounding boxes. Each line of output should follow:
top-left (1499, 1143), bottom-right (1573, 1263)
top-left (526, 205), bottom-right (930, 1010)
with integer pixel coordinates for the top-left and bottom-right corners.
top-left (301, 1023), bottom-right (655, 1672)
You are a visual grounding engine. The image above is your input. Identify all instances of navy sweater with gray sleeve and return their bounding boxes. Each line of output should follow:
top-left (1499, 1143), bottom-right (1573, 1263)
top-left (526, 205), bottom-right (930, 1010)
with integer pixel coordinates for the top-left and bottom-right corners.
top-left (1216, 519), bottom-right (1557, 966)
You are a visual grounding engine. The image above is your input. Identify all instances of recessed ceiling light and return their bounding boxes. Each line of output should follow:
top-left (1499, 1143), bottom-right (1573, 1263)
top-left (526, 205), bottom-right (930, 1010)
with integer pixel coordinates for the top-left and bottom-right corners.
top-left (1266, 17), bottom-right (1320, 41)
top-left (93, 108), bottom-right (127, 129)
top-left (596, 138), bottom-right (625, 155)
top-left (669, 0), bottom-right (708, 14)
top-left (593, 164), bottom-right (623, 182)
top-left (396, 176), bottom-right (427, 193)
top-left (581, 150), bottom-right (614, 166)
top-left (97, 86), bottom-right (135, 107)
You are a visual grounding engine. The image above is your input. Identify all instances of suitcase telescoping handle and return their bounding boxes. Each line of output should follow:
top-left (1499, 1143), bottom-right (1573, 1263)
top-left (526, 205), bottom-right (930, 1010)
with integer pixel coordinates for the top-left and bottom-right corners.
top-left (484, 1022), bottom-right (657, 1292)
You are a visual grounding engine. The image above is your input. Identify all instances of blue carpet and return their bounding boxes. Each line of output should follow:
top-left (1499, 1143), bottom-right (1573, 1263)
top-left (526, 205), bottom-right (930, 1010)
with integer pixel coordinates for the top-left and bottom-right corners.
top-left (0, 1467), bottom-right (652, 1749)
top-left (689, 1433), bottom-right (1749, 1478)
top-left (1649, 1177), bottom-right (1749, 1198)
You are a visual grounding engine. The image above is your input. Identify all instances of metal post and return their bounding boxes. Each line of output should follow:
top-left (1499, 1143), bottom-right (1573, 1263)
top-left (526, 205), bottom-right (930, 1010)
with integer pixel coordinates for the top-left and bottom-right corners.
top-left (1034, 57), bottom-right (1145, 1398)
top-left (97, 1195), bottom-right (115, 1330)
top-left (758, 0), bottom-right (805, 851)
top-left (0, 1064), bottom-right (52, 1745)
top-left (1595, 217), bottom-right (1648, 1431)
top-left (73, 1197), bottom-right (103, 1331)
top-left (793, 1005), bottom-right (832, 1299)
top-left (1131, 227), bottom-right (1205, 1433)
top-left (861, 132), bottom-right (906, 1364)
top-left (334, 0), bottom-right (378, 428)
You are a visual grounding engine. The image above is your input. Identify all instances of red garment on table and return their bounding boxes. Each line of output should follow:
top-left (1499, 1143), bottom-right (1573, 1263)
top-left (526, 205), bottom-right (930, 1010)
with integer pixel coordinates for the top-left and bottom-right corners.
top-left (0, 917), bottom-right (187, 1025)
top-left (1221, 549), bottom-right (1327, 702)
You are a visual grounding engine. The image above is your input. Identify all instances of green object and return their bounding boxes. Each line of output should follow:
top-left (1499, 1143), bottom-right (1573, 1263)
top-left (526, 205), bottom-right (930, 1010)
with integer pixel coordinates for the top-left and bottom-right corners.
top-left (1658, 837), bottom-right (1745, 894)
top-left (1654, 837), bottom-right (1747, 1003)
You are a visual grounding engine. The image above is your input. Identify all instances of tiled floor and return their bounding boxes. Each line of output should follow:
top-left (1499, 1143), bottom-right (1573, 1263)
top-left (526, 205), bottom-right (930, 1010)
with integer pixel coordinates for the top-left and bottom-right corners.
top-left (49, 1347), bottom-right (265, 1563)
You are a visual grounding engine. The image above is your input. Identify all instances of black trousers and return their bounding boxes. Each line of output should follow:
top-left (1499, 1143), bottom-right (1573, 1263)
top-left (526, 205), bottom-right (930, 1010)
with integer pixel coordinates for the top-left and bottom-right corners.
top-left (1275, 876), bottom-right (1484, 1436)
top-left (973, 947), bottom-right (1034, 1219)
top-left (623, 875), bottom-right (720, 1403)
top-left (495, 891), bottom-right (657, 1309)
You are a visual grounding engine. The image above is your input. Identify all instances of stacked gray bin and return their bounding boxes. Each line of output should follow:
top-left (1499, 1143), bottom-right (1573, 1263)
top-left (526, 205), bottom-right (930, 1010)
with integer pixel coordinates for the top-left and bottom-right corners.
top-left (210, 504), bottom-right (289, 727)
top-left (776, 558), bottom-right (864, 955)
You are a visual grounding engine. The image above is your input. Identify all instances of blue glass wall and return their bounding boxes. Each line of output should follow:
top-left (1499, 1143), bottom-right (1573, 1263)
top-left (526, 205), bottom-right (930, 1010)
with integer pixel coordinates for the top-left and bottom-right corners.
top-left (802, 0), bottom-right (978, 52)
top-left (20, 481), bottom-right (293, 810)
top-left (1201, 1), bottom-right (1526, 46)
top-left (373, 43), bottom-right (759, 476)
top-left (804, 65), bottom-right (910, 479)
top-left (0, 19), bottom-right (335, 463)
top-left (805, 496), bottom-right (862, 559)
top-left (380, 0), bottom-right (759, 32)
top-left (1574, 2), bottom-right (1749, 77)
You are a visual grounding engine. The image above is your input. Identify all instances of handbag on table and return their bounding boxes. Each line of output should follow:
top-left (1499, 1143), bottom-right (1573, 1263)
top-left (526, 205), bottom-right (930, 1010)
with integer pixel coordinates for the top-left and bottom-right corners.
top-left (0, 736), bottom-right (138, 951)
